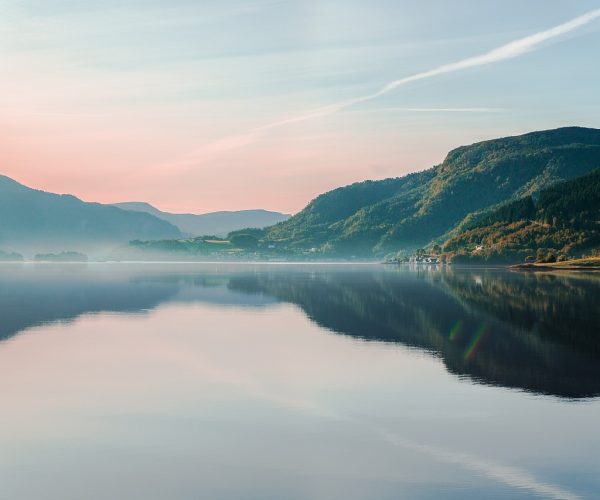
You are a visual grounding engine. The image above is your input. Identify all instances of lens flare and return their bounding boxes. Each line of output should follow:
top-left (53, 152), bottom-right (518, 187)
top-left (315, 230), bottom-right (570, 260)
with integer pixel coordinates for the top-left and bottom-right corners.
top-left (464, 323), bottom-right (489, 361)
top-left (449, 320), bottom-right (464, 341)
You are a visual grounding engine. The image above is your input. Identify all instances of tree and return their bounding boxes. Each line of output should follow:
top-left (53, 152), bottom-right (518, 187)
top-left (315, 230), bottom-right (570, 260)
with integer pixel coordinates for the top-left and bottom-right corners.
top-left (228, 227), bottom-right (265, 240)
top-left (229, 233), bottom-right (259, 249)
top-left (536, 249), bottom-right (546, 263)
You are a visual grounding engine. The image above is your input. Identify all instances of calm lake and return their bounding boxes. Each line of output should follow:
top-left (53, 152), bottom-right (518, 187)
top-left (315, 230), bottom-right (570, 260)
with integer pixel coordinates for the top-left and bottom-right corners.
top-left (0, 263), bottom-right (599, 499)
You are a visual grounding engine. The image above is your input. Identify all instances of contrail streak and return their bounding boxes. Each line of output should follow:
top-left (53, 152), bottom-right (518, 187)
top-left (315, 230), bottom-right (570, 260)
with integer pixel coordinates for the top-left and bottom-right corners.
top-left (351, 8), bottom-right (600, 104)
top-left (158, 8), bottom-right (600, 171)
top-left (381, 107), bottom-right (504, 113)
top-left (258, 8), bottom-right (600, 128)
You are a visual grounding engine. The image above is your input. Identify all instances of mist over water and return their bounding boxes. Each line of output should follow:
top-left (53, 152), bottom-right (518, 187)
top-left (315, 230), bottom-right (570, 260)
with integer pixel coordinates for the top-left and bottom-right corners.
top-left (0, 263), bottom-right (599, 499)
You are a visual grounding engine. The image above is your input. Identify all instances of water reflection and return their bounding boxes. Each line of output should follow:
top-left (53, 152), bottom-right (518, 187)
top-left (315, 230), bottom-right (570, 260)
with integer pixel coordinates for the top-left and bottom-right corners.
top-left (228, 268), bottom-right (600, 398)
top-left (1, 264), bottom-right (599, 398)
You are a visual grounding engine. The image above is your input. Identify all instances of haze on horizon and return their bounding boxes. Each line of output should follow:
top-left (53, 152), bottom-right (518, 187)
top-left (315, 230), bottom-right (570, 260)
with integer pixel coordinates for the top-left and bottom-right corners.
top-left (1, 1), bottom-right (599, 214)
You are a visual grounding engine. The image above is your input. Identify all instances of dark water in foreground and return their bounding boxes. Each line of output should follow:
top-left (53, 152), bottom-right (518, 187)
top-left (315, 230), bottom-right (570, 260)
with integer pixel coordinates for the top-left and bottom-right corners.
top-left (0, 263), bottom-right (599, 499)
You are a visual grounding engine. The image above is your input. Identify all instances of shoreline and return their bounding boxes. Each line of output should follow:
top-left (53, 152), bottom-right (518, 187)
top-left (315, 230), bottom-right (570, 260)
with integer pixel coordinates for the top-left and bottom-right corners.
top-left (510, 259), bottom-right (600, 271)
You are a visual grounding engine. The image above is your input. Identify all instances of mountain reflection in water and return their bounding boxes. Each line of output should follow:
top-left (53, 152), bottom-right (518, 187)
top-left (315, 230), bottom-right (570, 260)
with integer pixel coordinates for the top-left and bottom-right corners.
top-left (1, 264), bottom-right (599, 399)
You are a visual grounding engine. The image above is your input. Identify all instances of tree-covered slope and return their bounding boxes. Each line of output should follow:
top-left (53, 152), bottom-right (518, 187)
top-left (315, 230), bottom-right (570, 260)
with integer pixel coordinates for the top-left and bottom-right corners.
top-left (266, 169), bottom-right (435, 253)
top-left (264, 127), bottom-right (600, 256)
top-left (0, 175), bottom-right (182, 253)
top-left (442, 167), bottom-right (600, 263)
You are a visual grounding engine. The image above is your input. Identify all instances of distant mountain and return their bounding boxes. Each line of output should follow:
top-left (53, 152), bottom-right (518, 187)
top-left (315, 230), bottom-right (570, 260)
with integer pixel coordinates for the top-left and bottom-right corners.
top-left (112, 202), bottom-right (290, 236)
top-left (443, 167), bottom-right (600, 263)
top-left (264, 127), bottom-right (600, 256)
top-left (0, 175), bottom-right (182, 254)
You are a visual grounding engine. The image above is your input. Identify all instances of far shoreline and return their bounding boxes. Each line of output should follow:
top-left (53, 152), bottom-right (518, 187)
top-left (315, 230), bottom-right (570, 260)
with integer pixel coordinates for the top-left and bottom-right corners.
top-left (0, 257), bottom-right (598, 272)
top-left (510, 257), bottom-right (600, 272)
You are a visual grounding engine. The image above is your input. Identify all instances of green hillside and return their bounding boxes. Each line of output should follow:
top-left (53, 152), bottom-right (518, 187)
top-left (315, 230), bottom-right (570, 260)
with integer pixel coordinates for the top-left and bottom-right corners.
top-left (266, 169), bottom-right (435, 254)
top-left (443, 167), bottom-right (600, 263)
top-left (264, 127), bottom-right (600, 256)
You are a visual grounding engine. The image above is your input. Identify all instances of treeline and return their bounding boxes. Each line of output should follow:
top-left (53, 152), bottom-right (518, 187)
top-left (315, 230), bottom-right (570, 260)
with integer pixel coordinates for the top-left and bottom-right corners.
top-left (0, 249), bottom-right (23, 261)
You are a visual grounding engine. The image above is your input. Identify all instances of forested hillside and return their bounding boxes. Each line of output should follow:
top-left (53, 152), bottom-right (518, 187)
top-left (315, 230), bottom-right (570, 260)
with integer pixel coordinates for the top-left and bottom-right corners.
top-left (263, 127), bottom-right (600, 256)
top-left (442, 167), bottom-right (600, 263)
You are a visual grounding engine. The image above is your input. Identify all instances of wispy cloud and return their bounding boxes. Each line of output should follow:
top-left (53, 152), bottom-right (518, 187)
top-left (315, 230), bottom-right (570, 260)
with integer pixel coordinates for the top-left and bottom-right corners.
top-left (163, 8), bottom-right (600, 172)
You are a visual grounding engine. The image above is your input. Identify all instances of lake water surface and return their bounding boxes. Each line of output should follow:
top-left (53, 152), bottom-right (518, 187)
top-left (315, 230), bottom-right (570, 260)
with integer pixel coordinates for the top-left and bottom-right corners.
top-left (0, 263), bottom-right (599, 499)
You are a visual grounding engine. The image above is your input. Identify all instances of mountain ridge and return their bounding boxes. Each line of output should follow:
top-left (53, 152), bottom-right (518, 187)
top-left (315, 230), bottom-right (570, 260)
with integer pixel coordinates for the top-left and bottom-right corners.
top-left (0, 175), bottom-right (182, 255)
top-left (263, 126), bottom-right (600, 256)
top-left (113, 202), bottom-right (290, 237)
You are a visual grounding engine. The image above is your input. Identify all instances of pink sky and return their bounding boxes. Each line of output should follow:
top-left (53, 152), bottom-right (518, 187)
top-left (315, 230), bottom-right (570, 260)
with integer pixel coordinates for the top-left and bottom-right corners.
top-left (0, 105), bottom-right (510, 214)
top-left (1, 2), bottom-right (598, 214)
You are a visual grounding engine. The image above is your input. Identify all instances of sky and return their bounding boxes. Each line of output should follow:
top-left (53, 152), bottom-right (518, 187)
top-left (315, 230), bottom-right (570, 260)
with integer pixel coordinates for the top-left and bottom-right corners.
top-left (1, 1), bottom-right (599, 214)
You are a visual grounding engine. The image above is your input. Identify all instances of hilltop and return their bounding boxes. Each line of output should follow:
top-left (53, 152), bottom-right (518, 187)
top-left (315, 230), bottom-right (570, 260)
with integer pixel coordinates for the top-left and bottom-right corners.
top-left (263, 127), bottom-right (600, 257)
